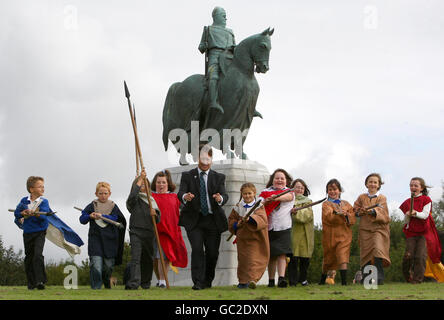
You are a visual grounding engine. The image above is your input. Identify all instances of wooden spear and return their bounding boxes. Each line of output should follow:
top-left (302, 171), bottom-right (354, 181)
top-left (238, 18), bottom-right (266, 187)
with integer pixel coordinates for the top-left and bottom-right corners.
top-left (73, 207), bottom-right (124, 229)
top-left (133, 103), bottom-right (140, 176)
top-left (124, 81), bottom-right (170, 289)
top-left (226, 200), bottom-right (263, 242)
top-left (409, 193), bottom-right (414, 215)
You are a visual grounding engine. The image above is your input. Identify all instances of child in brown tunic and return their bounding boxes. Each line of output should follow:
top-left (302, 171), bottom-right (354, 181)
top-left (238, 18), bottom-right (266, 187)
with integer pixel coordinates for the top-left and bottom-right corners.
top-left (228, 183), bottom-right (270, 289)
top-left (353, 173), bottom-right (390, 285)
top-left (320, 179), bottom-right (356, 286)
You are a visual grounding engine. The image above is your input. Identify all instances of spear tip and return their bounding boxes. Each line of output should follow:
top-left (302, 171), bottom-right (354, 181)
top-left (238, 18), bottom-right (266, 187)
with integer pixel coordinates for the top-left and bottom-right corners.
top-left (124, 80), bottom-right (130, 99)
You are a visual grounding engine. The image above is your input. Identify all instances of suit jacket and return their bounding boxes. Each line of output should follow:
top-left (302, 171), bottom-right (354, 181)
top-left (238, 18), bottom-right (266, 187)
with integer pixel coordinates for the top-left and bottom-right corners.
top-left (177, 168), bottom-right (229, 233)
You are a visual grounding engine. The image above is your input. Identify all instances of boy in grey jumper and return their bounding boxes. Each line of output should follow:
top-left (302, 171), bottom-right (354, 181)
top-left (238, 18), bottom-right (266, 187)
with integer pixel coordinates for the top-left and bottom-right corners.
top-left (125, 170), bottom-right (160, 290)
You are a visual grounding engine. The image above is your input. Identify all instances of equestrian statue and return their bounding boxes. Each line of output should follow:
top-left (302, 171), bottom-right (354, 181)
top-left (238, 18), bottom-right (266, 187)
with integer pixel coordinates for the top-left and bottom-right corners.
top-left (162, 7), bottom-right (273, 165)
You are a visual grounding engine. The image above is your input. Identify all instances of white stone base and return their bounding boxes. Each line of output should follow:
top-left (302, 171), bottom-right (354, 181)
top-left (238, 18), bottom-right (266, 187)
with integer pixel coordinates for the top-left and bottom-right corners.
top-left (163, 159), bottom-right (270, 287)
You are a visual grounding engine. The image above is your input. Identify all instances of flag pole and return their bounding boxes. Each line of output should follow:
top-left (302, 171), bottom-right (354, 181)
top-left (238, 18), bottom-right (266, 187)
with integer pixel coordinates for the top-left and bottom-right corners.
top-left (124, 81), bottom-right (170, 289)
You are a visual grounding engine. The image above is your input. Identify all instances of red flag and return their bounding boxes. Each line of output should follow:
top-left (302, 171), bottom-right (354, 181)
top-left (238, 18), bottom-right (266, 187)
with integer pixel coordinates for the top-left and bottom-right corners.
top-left (259, 188), bottom-right (290, 216)
top-left (425, 214), bottom-right (442, 264)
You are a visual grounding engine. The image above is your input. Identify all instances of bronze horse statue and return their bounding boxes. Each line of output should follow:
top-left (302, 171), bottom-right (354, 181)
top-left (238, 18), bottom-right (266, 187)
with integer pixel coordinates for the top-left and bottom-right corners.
top-left (162, 28), bottom-right (273, 165)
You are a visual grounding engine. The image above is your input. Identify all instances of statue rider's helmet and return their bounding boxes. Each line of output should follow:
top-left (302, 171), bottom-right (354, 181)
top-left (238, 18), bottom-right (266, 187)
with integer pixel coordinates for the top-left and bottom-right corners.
top-left (212, 7), bottom-right (227, 27)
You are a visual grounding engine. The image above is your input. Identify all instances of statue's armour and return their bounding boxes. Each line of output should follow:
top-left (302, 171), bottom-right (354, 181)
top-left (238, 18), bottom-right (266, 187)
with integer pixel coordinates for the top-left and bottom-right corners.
top-left (206, 26), bottom-right (235, 50)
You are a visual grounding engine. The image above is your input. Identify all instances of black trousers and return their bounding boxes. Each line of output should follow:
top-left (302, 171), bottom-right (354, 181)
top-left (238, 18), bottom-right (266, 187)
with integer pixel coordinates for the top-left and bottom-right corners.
top-left (362, 257), bottom-right (385, 283)
top-left (126, 229), bottom-right (155, 289)
top-left (187, 214), bottom-right (221, 287)
top-left (288, 256), bottom-right (310, 285)
top-left (23, 230), bottom-right (47, 288)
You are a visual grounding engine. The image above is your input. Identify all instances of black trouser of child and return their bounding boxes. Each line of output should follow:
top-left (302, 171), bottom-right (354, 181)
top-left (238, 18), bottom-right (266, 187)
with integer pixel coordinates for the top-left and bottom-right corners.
top-left (340, 270), bottom-right (347, 285)
top-left (288, 256), bottom-right (310, 285)
top-left (126, 229), bottom-right (155, 289)
top-left (23, 230), bottom-right (47, 289)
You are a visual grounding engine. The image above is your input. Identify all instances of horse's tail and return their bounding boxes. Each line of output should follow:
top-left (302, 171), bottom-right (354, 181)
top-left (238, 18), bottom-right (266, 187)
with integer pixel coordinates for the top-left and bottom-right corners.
top-left (162, 82), bottom-right (181, 151)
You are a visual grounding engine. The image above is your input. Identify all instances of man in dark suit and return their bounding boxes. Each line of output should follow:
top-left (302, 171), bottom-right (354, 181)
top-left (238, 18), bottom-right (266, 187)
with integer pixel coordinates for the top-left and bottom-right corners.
top-left (178, 145), bottom-right (229, 290)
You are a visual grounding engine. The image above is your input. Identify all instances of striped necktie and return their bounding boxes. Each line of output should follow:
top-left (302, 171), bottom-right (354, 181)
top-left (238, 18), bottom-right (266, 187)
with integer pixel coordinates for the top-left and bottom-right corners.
top-left (200, 171), bottom-right (209, 216)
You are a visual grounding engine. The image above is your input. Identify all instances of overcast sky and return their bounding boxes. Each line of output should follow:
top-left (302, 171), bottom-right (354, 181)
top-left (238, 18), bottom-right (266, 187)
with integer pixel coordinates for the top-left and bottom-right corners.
top-left (1, 0), bottom-right (443, 263)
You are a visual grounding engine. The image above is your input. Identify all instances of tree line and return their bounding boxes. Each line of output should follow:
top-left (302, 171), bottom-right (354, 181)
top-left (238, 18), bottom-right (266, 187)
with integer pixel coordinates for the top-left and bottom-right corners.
top-left (1, 184), bottom-right (443, 286)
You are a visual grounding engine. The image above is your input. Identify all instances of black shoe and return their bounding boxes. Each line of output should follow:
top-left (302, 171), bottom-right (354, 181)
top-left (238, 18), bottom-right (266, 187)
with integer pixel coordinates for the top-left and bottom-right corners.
top-left (278, 277), bottom-right (287, 288)
top-left (268, 279), bottom-right (275, 287)
top-left (237, 283), bottom-right (248, 289)
top-left (125, 286), bottom-right (138, 290)
top-left (37, 282), bottom-right (45, 290)
top-left (319, 274), bottom-right (327, 285)
top-left (192, 284), bottom-right (204, 290)
top-left (301, 280), bottom-right (309, 286)
top-left (141, 282), bottom-right (151, 289)
top-left (159, 284), bottom-right (166, 289)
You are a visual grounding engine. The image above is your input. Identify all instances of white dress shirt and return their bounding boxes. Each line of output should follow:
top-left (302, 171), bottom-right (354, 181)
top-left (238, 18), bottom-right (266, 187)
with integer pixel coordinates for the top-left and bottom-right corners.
top-left (27, 196), bottom-right (42, 212)
top-left (182, 168), bottom-right (223, 213)
top-left (264, 187), bottom-right (295, 231)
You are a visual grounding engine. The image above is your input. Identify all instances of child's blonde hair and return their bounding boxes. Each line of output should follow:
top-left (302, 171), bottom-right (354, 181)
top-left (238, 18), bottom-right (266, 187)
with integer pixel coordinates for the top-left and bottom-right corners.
top-left (239, 182), bottom-right (256, 201)
top-left (96, 182), bottom-right (111, 193)
top-left (26, 176), bottom-right (44, 193)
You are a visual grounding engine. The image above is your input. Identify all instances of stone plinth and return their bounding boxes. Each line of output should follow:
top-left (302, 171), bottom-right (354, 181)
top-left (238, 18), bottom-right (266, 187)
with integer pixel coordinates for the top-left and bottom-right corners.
top-left (164, 159), bottom-right (270, 286)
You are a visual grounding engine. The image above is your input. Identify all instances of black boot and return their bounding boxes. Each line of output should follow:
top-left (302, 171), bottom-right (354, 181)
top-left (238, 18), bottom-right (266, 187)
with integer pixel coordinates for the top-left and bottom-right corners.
top-left (298, 258), bottom-right (310, 284)
top-left (319, 273), bottom-right (327, 285)
top-left (340, 270), bottom-right (347, 286)
top-left (374, 257), bottom-right (385, 285)
top-left (278, 276), bottom-right (288, 288)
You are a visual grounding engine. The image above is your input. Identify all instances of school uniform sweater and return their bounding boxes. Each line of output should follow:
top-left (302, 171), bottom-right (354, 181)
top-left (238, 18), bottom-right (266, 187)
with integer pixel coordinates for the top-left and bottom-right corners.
top-left (14, 196), bottom-right (51, 234)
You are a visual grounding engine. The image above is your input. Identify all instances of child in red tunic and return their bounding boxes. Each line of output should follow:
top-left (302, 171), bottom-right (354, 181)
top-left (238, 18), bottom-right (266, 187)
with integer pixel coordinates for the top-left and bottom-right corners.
top-left (151, 170), bottom-right (188, 288)
top-left (399, 177), bottom-right (442, 284)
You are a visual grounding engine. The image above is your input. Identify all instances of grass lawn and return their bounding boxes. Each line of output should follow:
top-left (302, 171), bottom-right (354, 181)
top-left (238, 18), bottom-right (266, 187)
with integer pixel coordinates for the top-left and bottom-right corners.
top-left (0, 282), bottom-right (442, 300)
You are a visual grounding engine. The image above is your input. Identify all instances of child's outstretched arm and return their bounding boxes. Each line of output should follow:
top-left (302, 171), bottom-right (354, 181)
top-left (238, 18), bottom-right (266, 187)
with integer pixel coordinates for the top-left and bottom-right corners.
top-left (126, 182), bottom-right (141, 212)
top-left (79, 203), bottom-right (94, 224)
